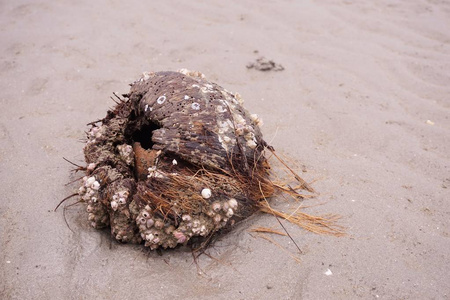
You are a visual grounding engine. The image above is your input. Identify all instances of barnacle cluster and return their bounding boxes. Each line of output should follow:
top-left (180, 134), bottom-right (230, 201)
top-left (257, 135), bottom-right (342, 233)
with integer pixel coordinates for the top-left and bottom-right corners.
top-left (79, 69), bottom-right (277, 250)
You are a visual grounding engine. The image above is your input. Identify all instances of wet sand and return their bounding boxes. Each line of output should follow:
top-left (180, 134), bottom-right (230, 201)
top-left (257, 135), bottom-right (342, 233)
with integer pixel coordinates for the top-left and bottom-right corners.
top-left (1, 1), bottom-right (449, 299)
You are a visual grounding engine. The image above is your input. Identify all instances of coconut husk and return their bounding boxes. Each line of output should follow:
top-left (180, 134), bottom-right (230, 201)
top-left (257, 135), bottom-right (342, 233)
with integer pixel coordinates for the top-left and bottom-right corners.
top-left (75, 69), bottom-right (343, 251)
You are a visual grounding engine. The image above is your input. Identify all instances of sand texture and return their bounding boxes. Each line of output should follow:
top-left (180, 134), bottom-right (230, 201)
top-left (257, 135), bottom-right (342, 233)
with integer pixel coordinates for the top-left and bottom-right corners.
top-left (1, 1), bottom-right (449, 299)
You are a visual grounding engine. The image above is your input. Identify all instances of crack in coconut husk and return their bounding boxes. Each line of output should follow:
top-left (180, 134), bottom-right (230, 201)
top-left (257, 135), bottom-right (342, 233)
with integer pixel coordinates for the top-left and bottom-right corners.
top-left (69, 69), bottom-right (344, 251)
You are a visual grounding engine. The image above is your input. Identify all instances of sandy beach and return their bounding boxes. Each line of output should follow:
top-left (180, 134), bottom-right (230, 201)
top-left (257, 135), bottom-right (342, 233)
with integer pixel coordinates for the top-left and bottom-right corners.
top-left (1, 0), bottom-right (449, 299)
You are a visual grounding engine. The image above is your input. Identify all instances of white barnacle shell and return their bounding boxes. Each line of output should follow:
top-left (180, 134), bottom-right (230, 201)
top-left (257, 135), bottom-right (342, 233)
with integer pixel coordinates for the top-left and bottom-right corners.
top-left (223, 136), bottom-right (232, 143)
top-left (211, 202), bottom-right (221, 212)
top-left (246, 139), bottom-right (257, 149)
top-left (215, 105), bottom-right (227, 113)
top-left (165, 226), bottom-right (176, 235)
top-left (228, 198), bottom-right (238, 209)
top-left (118, 190), bottom-right (129, 198)
top-left (178, 68), bottom-right (190, 75)
top-left (250, 113), bottom-right (263, 127)
top-left (142, 71), bottom-right (151, 81)
top-left (91, 181), bottom-right (100, 190)
top-left (245, 132), bottom-right (255, 140)
top-left (235, 114), bottom-right (246, 125)
top-left (146, 219), bottom-right (154, 228)
top-left (235, 124), bottom-right (245, 136)
top-left (199, 225), bottom-right (207, 236)
top-left (157, 95), bottom-right (166, 104)
top-left (172, 159), bottom-right (178, 165)
top-left (191, 102), bottom-right (201, 110)
top-left (154, 220), bottom-right (164, 229)
top-left (111, 201), bottom-right (118, 211)
top-left (89, 126), bottom-right (100, 138)
top-left (234, 93), bottom-right (244, 105)
top-left (177, 69), bottom-right (205, 79)
top-left (192, 219), bottom-right (201, 228)
top-left (201, 188), bottom-right (212, 199)
top-left (117, 144), bottom-right (134, 165)
top-left (85, 176), bottom-right (96, 187)
top-left (226, 208), bottom-right (234, 218)
top-left (78, 186), bottom-right (86, 194)
top-left (222, 202), bottom-right (229, 211)
top-left (213, 214), bottom-right (222, 224)
top-left (250, 113), bottom-right (258, 122)
top-left (173, 231), bottom-right (186, 243)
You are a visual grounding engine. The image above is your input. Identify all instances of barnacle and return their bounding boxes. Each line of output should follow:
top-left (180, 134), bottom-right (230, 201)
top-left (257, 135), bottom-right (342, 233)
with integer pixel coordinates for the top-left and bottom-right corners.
top-left (77, 69), bottom-right (342, 250)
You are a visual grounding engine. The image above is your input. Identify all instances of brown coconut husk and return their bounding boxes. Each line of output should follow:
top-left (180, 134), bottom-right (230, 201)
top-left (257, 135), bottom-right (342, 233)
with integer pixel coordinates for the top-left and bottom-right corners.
top-left (63, 69), bottom-right (343, 252)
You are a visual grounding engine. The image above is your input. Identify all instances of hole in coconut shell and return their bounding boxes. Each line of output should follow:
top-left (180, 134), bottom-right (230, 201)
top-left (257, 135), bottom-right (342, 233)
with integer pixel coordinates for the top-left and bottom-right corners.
top-left (131, 122), bottom-right (160, 150)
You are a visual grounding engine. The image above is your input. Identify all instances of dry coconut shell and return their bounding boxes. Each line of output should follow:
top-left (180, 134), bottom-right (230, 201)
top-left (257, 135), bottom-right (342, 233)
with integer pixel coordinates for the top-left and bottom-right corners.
top-left (76, 69), bottom-right (342, 251)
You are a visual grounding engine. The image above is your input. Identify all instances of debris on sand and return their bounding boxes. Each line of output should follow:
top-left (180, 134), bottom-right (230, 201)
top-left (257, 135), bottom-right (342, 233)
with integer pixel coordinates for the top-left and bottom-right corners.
top-left (247, 57), bottom-right (285, 71)
top-left (70, 69), bottom-right (342, 251)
